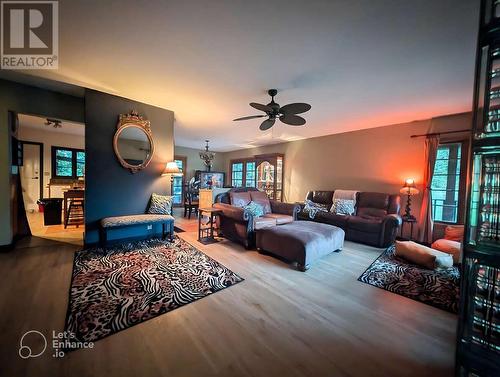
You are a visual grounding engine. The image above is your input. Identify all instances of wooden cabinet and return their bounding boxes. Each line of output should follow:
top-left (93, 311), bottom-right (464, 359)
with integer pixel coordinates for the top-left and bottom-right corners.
top-left (255, 154), bottom-right (284, 201)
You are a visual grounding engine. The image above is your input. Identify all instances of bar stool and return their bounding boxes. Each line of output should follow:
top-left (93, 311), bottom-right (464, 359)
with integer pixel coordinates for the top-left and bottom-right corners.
top-left (65, 199), bottom-right (85, 228)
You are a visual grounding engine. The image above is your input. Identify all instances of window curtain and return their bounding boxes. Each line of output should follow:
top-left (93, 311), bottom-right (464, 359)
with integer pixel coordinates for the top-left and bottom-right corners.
top-left (418, 135), bottom-right (440, 244)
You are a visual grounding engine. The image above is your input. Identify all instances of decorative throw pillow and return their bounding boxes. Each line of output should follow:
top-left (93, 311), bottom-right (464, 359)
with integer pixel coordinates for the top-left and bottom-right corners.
top-left (431, 239), bottom-right (462, 264)
top-left (249, 190), bottom-right (272, 214)
top-left (330, 199), bottom-right (355, 215)
top-left (303, 199), bottom-right (329, 219)
top-left (395, 240), bottom-right (453, 270)
top-left (230, 191), bottom-right (252, 208)
top-left (444, 225), bottom-right (464, 242)
top-left (147, 193), bottom-right (173, 215)
top-left (243, 201), bottom-right (264, 218)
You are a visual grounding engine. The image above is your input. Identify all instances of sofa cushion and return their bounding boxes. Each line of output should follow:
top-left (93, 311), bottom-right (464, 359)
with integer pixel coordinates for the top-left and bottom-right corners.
top-left (357, 192), bottom-right (389, 209)
top-left (230, 191), bottom-right (252, 207)
top-left (101, 214), bottom-right (174, 228)
top-left (250, 191), bottom-right (272, 214)
top-left (347, 216), bottom-right (383, 233)
top-left (357, 192), bottom-right (389, 218)
top-left (395, 240), bottom-right (453, 270)
top-left (263, 213), bottom-right (294, 225)
top-left (254, 217), bottom-right (277, 230)
top-left (444, 225), bottom-right (464, 242)
top-left (431, 239), bottom-right (462, 264)
top-left (314, 211), bottom-right (349, 228)
top-left (310, 191), bottom-right (334, 206)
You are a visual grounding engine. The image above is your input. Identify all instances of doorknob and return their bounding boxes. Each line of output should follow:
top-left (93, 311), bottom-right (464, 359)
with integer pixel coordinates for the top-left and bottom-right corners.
top-left (32, 177), bottom-right (39, 180)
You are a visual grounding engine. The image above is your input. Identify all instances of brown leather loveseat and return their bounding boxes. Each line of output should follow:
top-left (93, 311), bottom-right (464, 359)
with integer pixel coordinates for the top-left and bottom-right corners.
top-left (213, 188), bottom-right (300, 248)
top-left (298, 190), bottom-right (402, 248)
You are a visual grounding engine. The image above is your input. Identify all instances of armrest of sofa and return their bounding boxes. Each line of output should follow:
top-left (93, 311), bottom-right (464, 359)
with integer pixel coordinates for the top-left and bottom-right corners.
top-left (270, 200), bottom-right (301, 220)
top-left (382, 214), bottom-right (402, 227)
top-left (381, 214), bottom-right (403, 247)
top-left (213, 203), bottom-right (250, 222)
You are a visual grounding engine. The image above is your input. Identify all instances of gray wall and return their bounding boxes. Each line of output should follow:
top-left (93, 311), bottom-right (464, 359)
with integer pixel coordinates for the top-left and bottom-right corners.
top-left (0, 79), bottom-right (84, 246)
top-left (174, 145), bottom-right (225, 183)
top-left (85, 89), bottom-right (174, 244)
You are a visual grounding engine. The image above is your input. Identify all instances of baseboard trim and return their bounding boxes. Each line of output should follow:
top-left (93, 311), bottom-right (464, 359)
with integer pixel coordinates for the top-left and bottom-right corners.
top-left (84, 233), bottom-right (169, 249)
top-left (0, 234), bottom-right (25, 252)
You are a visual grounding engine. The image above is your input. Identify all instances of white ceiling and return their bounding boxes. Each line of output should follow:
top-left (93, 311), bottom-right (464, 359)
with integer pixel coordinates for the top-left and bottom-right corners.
top-left (1, 0), bottom-right (479, 151)
top-left (18, 114), bottom-right (85, 136)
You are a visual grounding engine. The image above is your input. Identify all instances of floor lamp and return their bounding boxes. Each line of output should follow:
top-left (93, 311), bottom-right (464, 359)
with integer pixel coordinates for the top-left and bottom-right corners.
top-left (162, 161), bottom-right (182, 195)
top-left (399, 178), bottom-right (419, 220)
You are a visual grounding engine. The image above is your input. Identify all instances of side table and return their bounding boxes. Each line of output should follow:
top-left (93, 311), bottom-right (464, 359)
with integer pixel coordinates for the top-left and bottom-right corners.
top-left (400, 216), bottom-right (417, 241)
top-left (198, 207), bottom-right (223, 245)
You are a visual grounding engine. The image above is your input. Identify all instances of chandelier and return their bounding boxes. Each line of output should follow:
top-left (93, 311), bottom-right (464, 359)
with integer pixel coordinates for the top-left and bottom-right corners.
top-left (199, 139), bottom-right (216, 171)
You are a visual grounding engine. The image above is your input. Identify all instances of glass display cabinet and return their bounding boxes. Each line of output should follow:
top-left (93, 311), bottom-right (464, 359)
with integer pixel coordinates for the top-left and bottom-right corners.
top-left (255, 153), bottom-right (284, 201)
top-left (457, 1), bottom-right (500, 375)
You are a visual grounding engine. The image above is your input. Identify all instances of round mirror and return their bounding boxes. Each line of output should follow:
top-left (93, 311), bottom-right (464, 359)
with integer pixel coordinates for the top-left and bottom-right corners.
top-left (113, 113), bottom-right (155, 173)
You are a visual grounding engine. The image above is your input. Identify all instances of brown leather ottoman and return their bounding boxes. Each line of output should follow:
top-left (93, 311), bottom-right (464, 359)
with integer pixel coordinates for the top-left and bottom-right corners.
top-left (256, 221), bottom-right (345, 271)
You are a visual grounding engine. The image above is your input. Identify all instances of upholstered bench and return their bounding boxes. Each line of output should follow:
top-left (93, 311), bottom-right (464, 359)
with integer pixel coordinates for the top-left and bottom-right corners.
top-left (100, 214), bottom-right (174, 246)
top-left (256, 221), bottom-right (345, 271)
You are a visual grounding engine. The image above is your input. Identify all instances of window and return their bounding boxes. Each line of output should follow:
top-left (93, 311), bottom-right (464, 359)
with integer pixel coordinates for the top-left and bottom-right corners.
top-left (231, 160), bottom-right (257, 188)
top-left (231, 162), bottom-right (243, 187)
top-left (431, 143), bottom-right (462, 223)
top-left (245, 161), bottom-right (256, 187)
top-left (52, 146), bottom-right (85, 179)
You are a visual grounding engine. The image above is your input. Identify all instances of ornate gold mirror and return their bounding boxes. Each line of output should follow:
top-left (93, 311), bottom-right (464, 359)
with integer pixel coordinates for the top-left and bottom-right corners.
top-left (113, 110), bottom-right (155, 173)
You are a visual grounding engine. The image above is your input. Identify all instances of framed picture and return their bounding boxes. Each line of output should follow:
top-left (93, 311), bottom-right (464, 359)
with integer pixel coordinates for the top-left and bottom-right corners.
top-left (195, 170), bottom-right (225, 189)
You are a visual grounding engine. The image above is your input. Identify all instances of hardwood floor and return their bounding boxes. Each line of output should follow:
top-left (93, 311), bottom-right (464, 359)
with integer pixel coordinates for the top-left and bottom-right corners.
top-left (0, 211), bottom-right (457, 377)
top-left (26, 211), bottom-right (84, 246)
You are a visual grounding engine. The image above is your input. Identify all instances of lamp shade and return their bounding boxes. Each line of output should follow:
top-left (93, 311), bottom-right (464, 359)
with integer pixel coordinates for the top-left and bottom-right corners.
top-left (162, 161), bottom-right (181, 175)
top-left (400, 178), bottom-right (419, 195)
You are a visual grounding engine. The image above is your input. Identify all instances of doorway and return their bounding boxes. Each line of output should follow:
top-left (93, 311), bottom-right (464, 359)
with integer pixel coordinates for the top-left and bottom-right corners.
top-left (19, 142), bottom-right (43, 212)
top-left (17, 113), bottom-right (85, 246)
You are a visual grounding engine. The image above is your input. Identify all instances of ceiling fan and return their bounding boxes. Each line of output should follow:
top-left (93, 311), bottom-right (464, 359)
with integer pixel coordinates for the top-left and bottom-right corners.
top-left (233, 89), bottom-right (311, 131)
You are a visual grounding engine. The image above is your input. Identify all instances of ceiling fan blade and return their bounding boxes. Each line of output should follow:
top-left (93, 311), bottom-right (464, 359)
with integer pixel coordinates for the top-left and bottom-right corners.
top-left (259, 118), bottom-right (275, 131)
top-left (233, 115), bottom-right (267, 121)
top-left (279, 115), bottom-right (306, 126)
top-left (279, 103), bottom-right (311, 115)
top-left (250, 102), bottom-right (272, 113)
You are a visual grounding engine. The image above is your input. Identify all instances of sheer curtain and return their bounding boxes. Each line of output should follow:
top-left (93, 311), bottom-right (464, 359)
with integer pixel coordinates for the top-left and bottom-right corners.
top-left (418, 135), bottom-right (440, 244)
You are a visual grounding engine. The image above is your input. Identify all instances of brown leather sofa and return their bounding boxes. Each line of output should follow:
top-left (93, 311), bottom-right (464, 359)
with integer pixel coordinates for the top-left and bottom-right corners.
top-left (298, 190), bottom-right (402, 248)
top-left (213, 188), bottom-right (301, 248)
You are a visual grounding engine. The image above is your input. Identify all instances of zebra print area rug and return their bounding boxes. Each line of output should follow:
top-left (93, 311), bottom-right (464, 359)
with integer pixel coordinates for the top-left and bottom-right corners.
top-left (358, 246), bottom-right (460, 313)
top-left (65, 236), bottom-right (243, 344)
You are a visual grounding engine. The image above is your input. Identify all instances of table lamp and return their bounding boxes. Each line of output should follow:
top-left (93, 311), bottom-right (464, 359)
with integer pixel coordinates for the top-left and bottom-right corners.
top-left (399, 178), bottom-right (419, 220)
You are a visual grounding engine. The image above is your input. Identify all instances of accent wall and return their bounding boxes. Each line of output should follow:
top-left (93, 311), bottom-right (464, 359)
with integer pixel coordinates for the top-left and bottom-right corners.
top-left (84, 89), bottom-right (174, 245)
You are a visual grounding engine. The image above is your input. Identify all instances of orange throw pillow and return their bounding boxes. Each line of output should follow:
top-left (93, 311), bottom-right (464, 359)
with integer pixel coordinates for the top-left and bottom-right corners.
top-left (444, 225), bottom-right (464, 242)
top-left (431, 239), bottom-right (462, 264)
